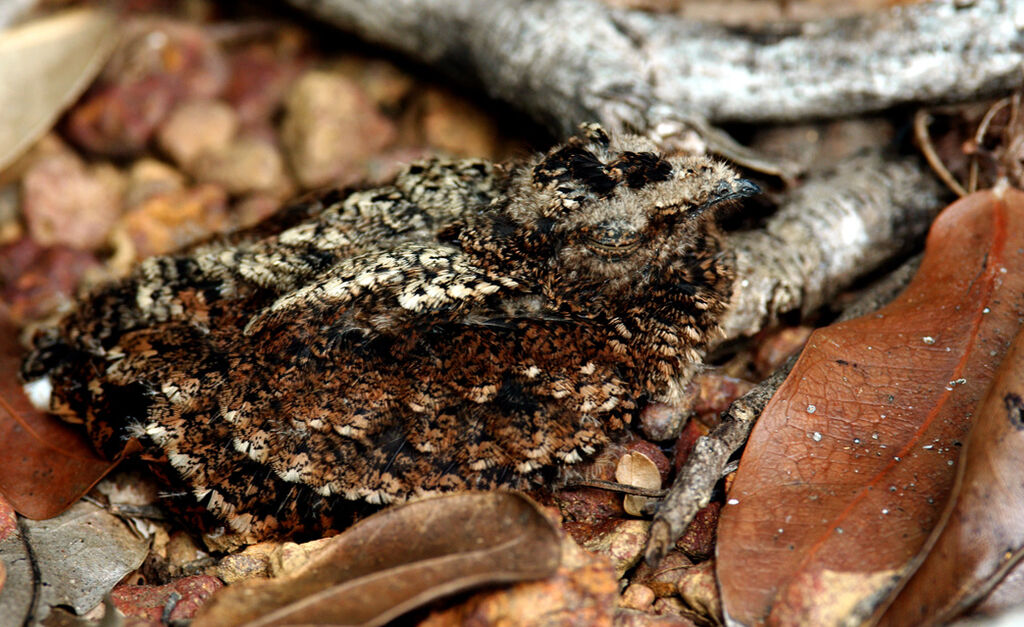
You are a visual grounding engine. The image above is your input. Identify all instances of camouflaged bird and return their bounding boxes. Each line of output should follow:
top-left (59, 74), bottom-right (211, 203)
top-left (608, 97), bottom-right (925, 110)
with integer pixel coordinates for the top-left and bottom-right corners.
top-left (21, 123), bottom-right (758, 541)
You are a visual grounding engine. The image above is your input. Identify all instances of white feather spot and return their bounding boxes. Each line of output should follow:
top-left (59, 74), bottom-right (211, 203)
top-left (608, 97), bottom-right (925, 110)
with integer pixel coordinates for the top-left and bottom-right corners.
top-left (168, 452), bottom-right (194, 471)
top-left (398, 292), bottom-right (424, 310)
top-left (279, 468), bottom-right (302, 482)
top-left (447, 284), bottom-right (471, 298)
top-left (23, 377), bottom-right (52, 411)
top-left (562, 450), bottom-right (583, 463)
top-left (517, 460), bottom-right (539, 473)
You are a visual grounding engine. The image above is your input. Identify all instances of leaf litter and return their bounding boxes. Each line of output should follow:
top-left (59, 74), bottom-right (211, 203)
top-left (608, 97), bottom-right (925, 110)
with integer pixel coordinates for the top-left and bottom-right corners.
top-left (717, 185), bottom-right (1024, 625)
top-left (193, 491), bottom-right (562, 627)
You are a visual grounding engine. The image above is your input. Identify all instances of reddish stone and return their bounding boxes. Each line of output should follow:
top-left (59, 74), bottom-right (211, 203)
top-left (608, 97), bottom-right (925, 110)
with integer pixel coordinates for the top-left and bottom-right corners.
top-left (65, 19), bottom-right (227, 156)
top-left (689, 374), bottom-right (754, 418)
top-left (111, 575), bottom-right (223, 622)
top-left (675, 502), bottom-right (721, 560)
top-left (631, 550), bottom-right (693, 598)
top-left (223, 36), bottom-right (308, 128)
top-left (0, 495), bottom-right (16, 543)
top-left (0, 238), bottom-right (98, 322)
top-left (559, 490), bottom-right (626, 529)
top-left (21, 153), bottom-right (123, 250)
top-left (672, 419), bottom-right (709, 473)
top-left (753, 325), bottom-right (813, 375)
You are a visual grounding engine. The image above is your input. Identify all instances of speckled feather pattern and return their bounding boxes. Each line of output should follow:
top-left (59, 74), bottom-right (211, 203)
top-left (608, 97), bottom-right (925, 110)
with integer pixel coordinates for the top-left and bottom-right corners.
top-left (22, 124), bottom-right (755, 541)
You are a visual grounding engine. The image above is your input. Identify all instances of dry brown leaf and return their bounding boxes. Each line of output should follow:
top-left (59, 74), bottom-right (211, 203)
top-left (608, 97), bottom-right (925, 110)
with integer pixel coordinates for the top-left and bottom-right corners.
top-left (0, 317), bottom-right (131, 519)
top-left (193, 491), bottom-right (561, 627)
top-left (0, 8), bottom-right (116, 171)
top-left (970, 558), bottom-right (1024, 618)
top-left (880, 315), bottom-right (1024, 623)
top-left (716, 186), bottom-right (1024, 625)
top-left (419, 533), bottom-right (618, 627)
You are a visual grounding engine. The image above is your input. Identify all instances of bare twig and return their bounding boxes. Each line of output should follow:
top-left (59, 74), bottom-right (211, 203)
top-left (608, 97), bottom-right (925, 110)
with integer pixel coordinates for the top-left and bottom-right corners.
top-left (283, 0), bottom-right (1024, 133)
top-left (915, 110), bottom-right (968, 198)
top-left (646, 358), bottom-right (794, 565)
top-left (567, 479), bottom-right (668, 498)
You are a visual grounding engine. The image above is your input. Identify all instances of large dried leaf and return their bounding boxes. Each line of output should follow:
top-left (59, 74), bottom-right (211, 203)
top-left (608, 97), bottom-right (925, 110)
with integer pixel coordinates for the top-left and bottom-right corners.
top-left (0, 500), bottom-right (150, 622)
top-left (970, 558), bottom-right (1024, 618)
top-left (419, 533), bottom-right (619, 626)
top-left (879, 321), bottom-right (1024, 624)
top-left (717, 187), bottom-right (1024, 626)
top-left (0, 317), bottom-right (127, 519)
top-left (0, 495), bottom-right (29, 619)
top-left (0, 7), bottom-right (116, 172)
top-left (193, 491), bottom-right (562, 627)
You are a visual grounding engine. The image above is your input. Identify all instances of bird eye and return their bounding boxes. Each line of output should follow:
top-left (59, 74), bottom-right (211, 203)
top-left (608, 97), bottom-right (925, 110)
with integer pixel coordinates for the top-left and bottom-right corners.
top-left (583, 220), bottom-right (644, 257)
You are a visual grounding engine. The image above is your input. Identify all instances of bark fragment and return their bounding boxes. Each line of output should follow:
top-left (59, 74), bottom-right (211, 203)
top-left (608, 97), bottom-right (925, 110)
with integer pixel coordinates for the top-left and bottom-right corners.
top-left (284, 0), bottom-right (1024, 132)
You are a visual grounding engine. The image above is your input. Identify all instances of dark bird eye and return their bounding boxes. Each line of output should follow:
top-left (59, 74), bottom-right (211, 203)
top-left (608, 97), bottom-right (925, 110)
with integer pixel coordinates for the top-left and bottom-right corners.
top-left (583, 220), bottom-right (644, 257)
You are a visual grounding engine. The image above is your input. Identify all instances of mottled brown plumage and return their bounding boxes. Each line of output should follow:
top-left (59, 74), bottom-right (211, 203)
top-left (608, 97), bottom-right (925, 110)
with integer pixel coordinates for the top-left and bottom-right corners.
top-left (22, 124), bottom-right (757, 541)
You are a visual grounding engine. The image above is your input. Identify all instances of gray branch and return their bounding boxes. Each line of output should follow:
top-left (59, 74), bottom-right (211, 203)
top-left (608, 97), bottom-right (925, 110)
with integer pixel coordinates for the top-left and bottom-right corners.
top-left (646, 356), bottom-right (795, 566)
top-left (284, 0), bottom-right (1024, 135)
top-left (718, 150), bottom-right (949, 342)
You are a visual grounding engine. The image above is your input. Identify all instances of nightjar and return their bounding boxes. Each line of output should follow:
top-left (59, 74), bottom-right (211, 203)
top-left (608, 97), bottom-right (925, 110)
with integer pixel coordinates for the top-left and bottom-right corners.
top-left (21, 123), bottom-right (758, 541)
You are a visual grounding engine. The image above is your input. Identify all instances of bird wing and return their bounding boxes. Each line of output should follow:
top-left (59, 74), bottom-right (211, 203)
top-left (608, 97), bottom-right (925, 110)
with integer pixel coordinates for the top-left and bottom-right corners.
top-left (243, 242), bottom-right (523, 337)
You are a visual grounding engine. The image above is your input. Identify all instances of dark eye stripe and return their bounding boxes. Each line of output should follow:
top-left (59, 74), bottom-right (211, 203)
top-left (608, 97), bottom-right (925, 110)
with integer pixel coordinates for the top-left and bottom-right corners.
top-left (608, 152), bottom-right (673, 189)
top-left (533, 146), bottom-right (616, 196)
top-left (533, 147), bottom-right (674, 199)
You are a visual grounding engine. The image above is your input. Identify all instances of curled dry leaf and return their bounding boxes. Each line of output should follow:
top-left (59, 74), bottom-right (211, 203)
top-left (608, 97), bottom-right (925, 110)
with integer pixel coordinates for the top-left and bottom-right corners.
top-left (879, 316), bottom-right (1024, 623)
top-left (717, 186), bottom-right (1024, 626)
top-left (616, 450), bottom-right (663, 516)
top-left (0, 317), bottom-right (131, 519)
top-left (0, 7), bottom-right (117, 171)
top-left (193, 491), bottom-right (561, 627)
top-left (419, 533), bottom-right (618, 627)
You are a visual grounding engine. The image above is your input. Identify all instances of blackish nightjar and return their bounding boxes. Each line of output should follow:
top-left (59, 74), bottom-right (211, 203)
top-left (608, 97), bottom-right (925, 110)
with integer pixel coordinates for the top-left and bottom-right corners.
top-left (22, 123), bottom-right (759, 542)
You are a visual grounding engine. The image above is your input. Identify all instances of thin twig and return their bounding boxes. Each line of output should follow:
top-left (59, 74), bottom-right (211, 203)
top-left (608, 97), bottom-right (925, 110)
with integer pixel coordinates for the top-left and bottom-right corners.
top-left (915, 110), bottom-right (967, 198)
top-left (567, 479), bottom-right (668, 499)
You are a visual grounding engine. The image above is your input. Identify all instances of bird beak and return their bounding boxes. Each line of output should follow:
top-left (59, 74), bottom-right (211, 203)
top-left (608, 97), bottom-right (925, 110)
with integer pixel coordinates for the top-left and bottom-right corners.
top-left (694, 178), bottom-right (761, 215)
top-left (712, 178), bottom-right (761, 204)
